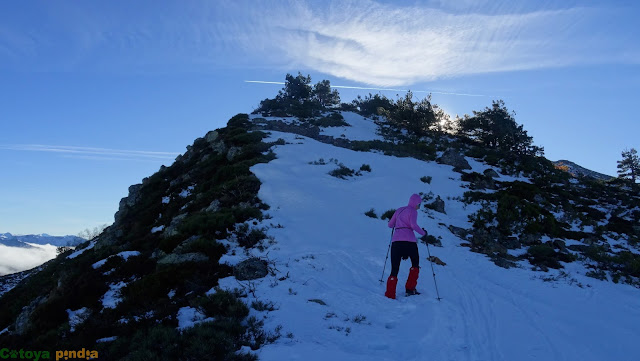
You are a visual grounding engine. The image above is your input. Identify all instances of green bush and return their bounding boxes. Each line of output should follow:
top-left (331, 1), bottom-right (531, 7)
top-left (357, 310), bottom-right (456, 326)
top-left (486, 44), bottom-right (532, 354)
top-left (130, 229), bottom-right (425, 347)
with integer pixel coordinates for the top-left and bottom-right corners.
top-left (586, 269), bottom-right (607, 281)
top-left (238, 229), bottom-right (267, 248)
top-left (186, 238), bottom-right (227, 260)
top-left (420, 176), bottom-right (432, 184)
top-left (196, 290), bottom-right (250, 320)
top-left (364, 208), bottom-right (377, 218)
top-left (179, 211), bottom-right (236, 239)
top-left (381, 209), bottom-right (395, 220)
top-left (360, 164), bottom-right (372, 172)
top-left (159, 235), bottom-right (185, 254)
top-left (329, 164), bottom-right (355, 179)
top-left (527, 244), bottom-right (563, 269)
top-left (606, 216), bottom-right (634, 235)
top-left (182, 322), bottom-right (258, 361)
top-left (118, 325), bottom-right (181, 361)
top-left (311, 113), bottom-right (349, 127)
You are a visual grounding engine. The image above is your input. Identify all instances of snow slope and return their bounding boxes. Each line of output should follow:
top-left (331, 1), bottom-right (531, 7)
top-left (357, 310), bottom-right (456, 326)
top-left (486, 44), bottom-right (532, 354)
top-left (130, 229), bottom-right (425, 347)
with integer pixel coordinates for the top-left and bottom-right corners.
top-left (215, 120), bottom-right (640, 360)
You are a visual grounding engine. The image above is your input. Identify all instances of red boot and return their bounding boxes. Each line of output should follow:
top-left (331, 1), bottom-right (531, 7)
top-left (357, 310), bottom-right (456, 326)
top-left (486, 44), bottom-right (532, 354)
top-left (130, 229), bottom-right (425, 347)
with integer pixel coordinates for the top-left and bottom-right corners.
top-left (385, 276), bottom-right (398, 299)
top-left (405, 267), bottom-right (420, 292)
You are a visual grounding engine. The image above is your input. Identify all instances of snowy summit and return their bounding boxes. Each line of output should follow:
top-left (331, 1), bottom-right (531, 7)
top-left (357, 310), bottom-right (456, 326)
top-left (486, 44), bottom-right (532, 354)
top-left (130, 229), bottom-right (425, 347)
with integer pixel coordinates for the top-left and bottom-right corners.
top-left (1, 81), bottom-right (639, 360)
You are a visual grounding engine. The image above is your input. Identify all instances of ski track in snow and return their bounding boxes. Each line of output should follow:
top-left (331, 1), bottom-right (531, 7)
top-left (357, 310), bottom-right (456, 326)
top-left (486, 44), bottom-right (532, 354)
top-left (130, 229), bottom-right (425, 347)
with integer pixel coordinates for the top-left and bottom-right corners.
top-left (213, 122), bottom-right (640, 361)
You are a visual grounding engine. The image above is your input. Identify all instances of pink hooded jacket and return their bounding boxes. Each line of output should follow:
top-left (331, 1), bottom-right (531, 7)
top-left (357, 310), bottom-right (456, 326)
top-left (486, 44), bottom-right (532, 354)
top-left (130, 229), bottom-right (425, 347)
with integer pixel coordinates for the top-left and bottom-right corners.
top-left (388, 194), bottom-right (426, 242)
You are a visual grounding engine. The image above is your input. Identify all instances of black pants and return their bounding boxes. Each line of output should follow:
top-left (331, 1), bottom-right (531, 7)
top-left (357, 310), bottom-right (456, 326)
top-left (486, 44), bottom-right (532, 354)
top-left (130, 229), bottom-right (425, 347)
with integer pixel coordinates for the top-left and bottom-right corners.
top-left (390, 241), bottom-right (419, 277)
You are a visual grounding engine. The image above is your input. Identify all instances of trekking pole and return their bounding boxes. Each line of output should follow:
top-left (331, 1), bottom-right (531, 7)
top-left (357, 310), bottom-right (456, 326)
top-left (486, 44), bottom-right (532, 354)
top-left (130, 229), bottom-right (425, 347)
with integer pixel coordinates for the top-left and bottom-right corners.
top-left (425, 241), bottom-right (442, 301)
top-left (379, 228), bottom-right (394, 283)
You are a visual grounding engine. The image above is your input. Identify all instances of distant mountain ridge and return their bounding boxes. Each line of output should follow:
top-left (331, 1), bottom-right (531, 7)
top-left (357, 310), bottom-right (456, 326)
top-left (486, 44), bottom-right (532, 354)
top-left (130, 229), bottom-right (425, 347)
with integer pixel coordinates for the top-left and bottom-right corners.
top-left (552, 160), bottom-right (614, 181)
top-left (0, 233), bottom-right (85, 248)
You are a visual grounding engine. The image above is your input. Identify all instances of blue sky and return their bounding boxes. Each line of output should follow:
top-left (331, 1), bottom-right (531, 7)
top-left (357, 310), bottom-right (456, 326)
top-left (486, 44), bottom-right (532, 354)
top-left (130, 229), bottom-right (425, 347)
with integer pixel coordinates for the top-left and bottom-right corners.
top-left (1, 0), bottom-right (638, 236)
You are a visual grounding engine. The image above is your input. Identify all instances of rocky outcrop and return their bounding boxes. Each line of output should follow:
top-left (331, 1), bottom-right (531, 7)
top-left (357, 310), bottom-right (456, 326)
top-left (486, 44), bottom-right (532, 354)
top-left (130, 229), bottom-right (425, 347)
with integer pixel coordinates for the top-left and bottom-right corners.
top-left (483, 169), bottom-right (499, 178)
top-left (471, 228), bottom-right (507, 255)
top-left (158, 252), bottom-right (209, 265)
top-left (162, 213), bottom-right (188, 238)
top-left (234, 258), bottom-right (269, 281)
top-left (553, 160), bottom-right (614, 181)
top-left (448, 225), bottom-right (470, 240)
top-left (462, 172), bottom-right (497, 190)
top-left (437, 149), bottom-right (471, 171)
top-left (95, 225), bottom-right (123, 251)
top-left (227, 147), bottom-right (242, 161)
top-left (114, 184), bottom-right (143, 223)
top-left (14, 296), bottom-right (48, 335)
top-left (205, 199), bottom-right (220, 213)
top-left (429, 195), bottom-right (446, 214)
top-left (173, 236), bottom-right (201, 254)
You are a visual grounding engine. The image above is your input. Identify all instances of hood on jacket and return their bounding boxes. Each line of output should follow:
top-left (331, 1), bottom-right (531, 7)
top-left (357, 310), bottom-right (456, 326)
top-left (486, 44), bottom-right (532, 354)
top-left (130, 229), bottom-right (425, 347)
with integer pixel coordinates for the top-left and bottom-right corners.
top-left (408, 193), bottom-right (422, 208)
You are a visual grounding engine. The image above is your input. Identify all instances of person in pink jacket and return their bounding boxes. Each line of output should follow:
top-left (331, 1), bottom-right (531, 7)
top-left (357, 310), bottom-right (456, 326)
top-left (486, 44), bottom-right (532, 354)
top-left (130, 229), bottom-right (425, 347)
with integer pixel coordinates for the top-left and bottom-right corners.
top-left (385, 193), bottom-right (426, 299)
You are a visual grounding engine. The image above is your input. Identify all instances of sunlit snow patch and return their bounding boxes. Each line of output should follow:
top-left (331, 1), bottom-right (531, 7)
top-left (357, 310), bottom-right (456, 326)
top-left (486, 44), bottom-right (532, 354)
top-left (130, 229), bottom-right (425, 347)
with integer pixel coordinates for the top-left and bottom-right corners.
top-left (66, 307), bottom-right (91, 332)
top-left (67, 241), bottom-right (96, 259)
top-left (92, 251), bottom-right (141, 269)
top-left (102, 281), bottom-right (127, 309)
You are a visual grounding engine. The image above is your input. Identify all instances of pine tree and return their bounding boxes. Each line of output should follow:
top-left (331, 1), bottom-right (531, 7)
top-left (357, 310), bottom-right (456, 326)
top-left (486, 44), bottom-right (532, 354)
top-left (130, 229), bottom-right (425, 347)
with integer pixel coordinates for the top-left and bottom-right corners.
top-left (617, 148), bottom-right (640, 183)
top-left (312, 79), bottom-right (340, 108)
top-left (280, 72), bottom-right (312, 103)
top-left (383, 91), bottom-right (436, 138)
top-left (458, 100), bottom-right (542, 157)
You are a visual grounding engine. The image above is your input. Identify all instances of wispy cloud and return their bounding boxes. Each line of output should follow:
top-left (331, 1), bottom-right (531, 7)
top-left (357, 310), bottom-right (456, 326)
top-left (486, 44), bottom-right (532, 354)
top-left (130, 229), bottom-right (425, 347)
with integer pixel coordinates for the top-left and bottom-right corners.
top-left (248, 0), bottom-right (637, 86)
top-left (1, 1), bottom-right (637, 85)
top-left (0, 144), bottom-right (180, 162)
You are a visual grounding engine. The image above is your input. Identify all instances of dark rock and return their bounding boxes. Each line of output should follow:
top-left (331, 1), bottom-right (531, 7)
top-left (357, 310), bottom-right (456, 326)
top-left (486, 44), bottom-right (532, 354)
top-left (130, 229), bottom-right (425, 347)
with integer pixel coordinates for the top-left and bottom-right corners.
top-left (173, 236), bottom-right (201, 254)
top-left (114, 184), bottom-right (143, 223)
top-left (471, 228), bottom-right (507, 255)
top-left (475, 177), bottom-right (497, 190)
top-left (437, 149), bottom-right (471, 171)
top-left (14, 296), bottom-right (48, 335)
top-left (483, 169), bottom-right (500, 178)
top-left (206, 199), bottom-right (220, 213)
top-left (234, 257), bottom-right (269, 281)
top-left (158, 252), bottom-right (208, 265)
top-left (227, 146), bottom-right (242, 161)
top-left (461, 172), bottom-right (496, 190)
top-left (95, 226), bottom-right (121, 250)
top-left (255, 119), bottom-right (320, 139)
top-left (151, 249), bottom-right (167, 259)
top-left (568, 244), bottom-right (589, 253)
top-left (427, 256), bottom-right (446, 266)
top-left (170, 173), bottom-right (192, 188)
top-left (162, 213), bottom-right (188, 238)
top-left (492, 257), bottom-right (517, 269)
top-left (205, 130), bottom-right (219, 144)
top-left (429, 196), bottom-right (446, 214)
top-left (502, 236), bottom-right (521, 249)
top-left (448, 225), bottom-right (469, 239)
top-left (520, 234), bottom-right (541, 246)
top-left (552, 239), bottom-right (567, 251)
top-left (212, 141), bottom-right (227, 155)
top-left (533, 194), bottom-right (545, 204)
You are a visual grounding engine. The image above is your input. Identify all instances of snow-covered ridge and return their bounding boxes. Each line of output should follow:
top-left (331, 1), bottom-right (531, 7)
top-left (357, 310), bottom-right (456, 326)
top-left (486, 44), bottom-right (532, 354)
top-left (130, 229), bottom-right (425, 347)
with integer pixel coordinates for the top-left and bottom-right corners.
top-left (0, 232), bottom-right (85, 248)
top-left (553, 159), bottom-right (614, 181)
top-left (207, 113), bottom-right (640, 360)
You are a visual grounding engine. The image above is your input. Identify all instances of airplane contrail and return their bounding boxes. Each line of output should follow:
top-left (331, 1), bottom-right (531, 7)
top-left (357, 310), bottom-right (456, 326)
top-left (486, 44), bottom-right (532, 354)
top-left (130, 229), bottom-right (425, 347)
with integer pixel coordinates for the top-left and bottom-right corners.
top-left (245, 80), bottom-right (490, 97)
